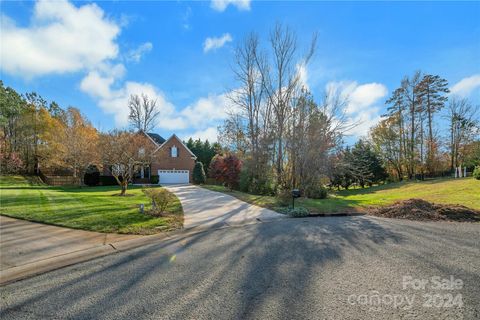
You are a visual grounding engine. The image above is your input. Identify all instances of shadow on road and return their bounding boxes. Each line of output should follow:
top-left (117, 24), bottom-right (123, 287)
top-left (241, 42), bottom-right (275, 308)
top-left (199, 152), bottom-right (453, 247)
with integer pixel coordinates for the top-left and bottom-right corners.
top-left (0, 216), bottom-right (410, 319)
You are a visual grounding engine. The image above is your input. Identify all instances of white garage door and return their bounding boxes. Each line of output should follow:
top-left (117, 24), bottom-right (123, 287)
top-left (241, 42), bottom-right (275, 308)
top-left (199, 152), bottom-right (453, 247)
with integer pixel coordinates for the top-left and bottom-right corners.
top-left (158, 170), bottom-right (189, 184)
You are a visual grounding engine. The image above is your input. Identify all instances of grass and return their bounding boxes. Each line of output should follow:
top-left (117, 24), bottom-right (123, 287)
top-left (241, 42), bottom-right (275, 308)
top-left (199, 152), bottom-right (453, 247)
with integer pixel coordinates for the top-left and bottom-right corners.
top-left (203, 178), bottom-right (480, 215)
top-left (0, 175), bottom-right (183, 234)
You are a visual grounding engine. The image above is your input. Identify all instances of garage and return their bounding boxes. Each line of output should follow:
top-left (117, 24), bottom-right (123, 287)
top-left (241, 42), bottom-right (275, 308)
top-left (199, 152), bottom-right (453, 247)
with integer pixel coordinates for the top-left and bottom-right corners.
top-left (158, 170), bottom-right (189, 184)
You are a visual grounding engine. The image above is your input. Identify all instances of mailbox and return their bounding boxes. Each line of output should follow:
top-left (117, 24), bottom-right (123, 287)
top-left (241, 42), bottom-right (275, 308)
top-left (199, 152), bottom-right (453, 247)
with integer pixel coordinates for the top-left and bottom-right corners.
top-left (291, 189), bottom-right (301, 209)
top-left (292, 189), bottom-right (301, 198)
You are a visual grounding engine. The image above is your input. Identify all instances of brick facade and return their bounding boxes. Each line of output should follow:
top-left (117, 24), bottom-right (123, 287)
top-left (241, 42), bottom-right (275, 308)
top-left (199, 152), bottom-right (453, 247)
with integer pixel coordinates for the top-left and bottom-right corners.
top-left (151, 135), bottom-right (196, 181)
top-left (102, 133), bottom-right (196, 183)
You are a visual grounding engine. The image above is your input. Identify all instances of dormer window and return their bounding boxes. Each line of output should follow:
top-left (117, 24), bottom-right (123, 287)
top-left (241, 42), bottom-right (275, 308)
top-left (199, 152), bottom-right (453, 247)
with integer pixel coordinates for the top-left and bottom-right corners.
top-left (171, 146), bottom-right (178, 158)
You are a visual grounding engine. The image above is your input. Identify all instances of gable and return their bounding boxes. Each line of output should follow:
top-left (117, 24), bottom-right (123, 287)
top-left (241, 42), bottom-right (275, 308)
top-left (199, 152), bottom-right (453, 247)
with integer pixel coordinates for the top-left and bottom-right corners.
top-left (155, 134), bottom-right (197, 159)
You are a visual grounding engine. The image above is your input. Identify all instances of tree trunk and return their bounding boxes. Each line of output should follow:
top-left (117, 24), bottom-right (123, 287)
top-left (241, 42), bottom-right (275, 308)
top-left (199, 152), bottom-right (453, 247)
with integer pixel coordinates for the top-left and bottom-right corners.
top-left (120, 181), bottom-right (128, 196)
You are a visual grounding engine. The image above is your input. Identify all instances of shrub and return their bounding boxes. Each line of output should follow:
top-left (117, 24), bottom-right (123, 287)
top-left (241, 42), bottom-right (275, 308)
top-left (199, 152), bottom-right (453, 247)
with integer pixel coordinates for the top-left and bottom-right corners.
top-left (283, 206), bottom-right (309, 218)
top-left (305, 185), bottom-right (327, 199)
top-left (193, 162), bottom-right (206, 184)
top-left (239, 168), bottom-right (251, 192)
top-left (473, 166), bottom-right (480, 180)
top-left (239, 166), bottom-right (275, 195)
top-left (99, 175), bottom-right (118, 186)
top-left (209, 153), bottom-right (242, 190)
top-left (150, 175), bottom-right (159, 184)
top-left (0, 152), bottom-right (23, 173)
top-left (277, 188), bottom-right (292, 207)
top-left (84, 165), bottom-right (100, 186)
top-left (143, 188), bottom-right (171, 215)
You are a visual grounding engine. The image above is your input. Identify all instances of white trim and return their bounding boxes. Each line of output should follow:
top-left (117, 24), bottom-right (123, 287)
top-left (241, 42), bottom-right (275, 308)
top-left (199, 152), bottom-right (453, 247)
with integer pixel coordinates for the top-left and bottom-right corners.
top-left (171, 145), bottom-right (178, 157)
top-left (154, 134), bottom-right (197, 159)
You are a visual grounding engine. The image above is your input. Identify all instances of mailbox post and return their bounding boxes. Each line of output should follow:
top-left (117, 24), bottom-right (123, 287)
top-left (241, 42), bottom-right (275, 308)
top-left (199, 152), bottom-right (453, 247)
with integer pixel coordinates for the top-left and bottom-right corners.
top-left (291, 189), bottom-right (301, 209)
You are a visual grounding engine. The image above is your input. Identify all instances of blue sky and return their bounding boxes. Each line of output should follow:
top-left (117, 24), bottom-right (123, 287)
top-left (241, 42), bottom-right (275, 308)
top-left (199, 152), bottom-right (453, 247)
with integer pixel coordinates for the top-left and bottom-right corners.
top-left (1, 0), bottom-right (479, 141)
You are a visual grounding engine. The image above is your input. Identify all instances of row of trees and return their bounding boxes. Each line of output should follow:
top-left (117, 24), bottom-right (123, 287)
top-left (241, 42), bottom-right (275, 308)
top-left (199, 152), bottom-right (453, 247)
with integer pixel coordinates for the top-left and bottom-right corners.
top-left (185, 138), bottom-right (221, 175)
top-left (370, 71), bottom-right (479, 180)
top-left (217, 25), bottom-right (479, 196)
top-left (0, 83), bottom-right (221, 196)
top-left (219, 24), bottom-right (352, 197)
top-left (0, 81), bottom-right (98, 178)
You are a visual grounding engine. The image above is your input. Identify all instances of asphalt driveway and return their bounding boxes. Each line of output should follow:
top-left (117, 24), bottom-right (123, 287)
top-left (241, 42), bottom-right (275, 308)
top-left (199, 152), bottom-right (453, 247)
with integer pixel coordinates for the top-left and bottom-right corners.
top-left (165, 184), bottom-right (284, 229)
top-left (1, 216), bottom-right (479, 319)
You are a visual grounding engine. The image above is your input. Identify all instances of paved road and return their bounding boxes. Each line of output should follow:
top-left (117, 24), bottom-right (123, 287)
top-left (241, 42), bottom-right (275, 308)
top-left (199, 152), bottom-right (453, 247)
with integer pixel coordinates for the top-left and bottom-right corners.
top-left (165, 185), bottom-right (284, 229)
top-left (0, 215), bottom-right (138, 271)
top-left (1, 216), bottom-right (479, 319)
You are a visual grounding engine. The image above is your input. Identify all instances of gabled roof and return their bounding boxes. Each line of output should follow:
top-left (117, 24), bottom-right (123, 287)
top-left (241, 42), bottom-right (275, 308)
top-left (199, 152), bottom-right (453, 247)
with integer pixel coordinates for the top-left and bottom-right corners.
top-left (155, 134), bottom-right (197, 159)
top-left (146, 132), bottom-right (166, 145)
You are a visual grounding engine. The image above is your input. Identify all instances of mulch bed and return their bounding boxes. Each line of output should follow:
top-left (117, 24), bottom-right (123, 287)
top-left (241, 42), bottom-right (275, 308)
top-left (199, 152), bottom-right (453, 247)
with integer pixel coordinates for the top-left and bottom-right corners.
top-left (368, 199), bottom-right (480, 222)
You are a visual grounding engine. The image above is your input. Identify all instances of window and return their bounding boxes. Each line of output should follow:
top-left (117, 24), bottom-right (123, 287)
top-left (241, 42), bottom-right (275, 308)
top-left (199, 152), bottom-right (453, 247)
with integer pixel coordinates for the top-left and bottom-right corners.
top-left (138, 148), bottom-right (145, 156)
top-left (171, 146), bottom-right (178, 158)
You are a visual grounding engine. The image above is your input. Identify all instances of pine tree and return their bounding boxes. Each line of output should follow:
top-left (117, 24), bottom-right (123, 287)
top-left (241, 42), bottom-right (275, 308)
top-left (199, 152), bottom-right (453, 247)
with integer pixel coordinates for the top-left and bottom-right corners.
top-left (417, 74), bottom-right (449, 174)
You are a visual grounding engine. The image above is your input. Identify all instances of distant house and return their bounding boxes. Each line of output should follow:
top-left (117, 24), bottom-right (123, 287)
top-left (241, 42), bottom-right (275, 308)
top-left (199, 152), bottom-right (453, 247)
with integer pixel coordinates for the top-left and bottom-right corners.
top-left (103, 131), bottom-right (197, 184)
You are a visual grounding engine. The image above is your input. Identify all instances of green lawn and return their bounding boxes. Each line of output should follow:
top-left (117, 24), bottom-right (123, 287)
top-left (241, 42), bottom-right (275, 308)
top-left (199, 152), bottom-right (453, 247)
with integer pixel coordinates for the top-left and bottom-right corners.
top-left (203, 178), bottom-right (480, 214)
top-left (0, 175), bottom-right (183, 234)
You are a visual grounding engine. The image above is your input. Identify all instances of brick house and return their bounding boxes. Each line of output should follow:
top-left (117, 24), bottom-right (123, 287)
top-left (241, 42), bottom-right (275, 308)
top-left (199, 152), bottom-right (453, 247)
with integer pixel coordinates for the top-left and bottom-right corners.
top-left (103, 131), bottom-right (197, 184)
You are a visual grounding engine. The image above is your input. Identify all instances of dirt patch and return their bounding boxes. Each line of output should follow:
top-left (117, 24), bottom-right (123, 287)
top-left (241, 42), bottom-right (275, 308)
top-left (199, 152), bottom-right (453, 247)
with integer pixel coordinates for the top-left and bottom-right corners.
top-left (369, 199), bottom-right (480, 222)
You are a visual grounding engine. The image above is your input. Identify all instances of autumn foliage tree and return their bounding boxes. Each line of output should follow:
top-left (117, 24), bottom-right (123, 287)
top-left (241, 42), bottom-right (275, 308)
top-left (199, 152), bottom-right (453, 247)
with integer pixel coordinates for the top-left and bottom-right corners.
top-left (61, 108), bottom-right (99, 182)
top-left (209, 154), bottom-right (242, 190)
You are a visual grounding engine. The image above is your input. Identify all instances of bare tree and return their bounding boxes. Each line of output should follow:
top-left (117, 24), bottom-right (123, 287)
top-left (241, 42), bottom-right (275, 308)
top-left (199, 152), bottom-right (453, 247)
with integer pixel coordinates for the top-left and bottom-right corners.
top-left (128, 94), bottom-right (160, 133)
top-left (227, 32), bottom-right (268, 186)
top-left (99, 130), bottom-right (157, 196)
top-left (385, 87), bottom-right (407, 179)
top-left (401, 71), bottom-right (422, 179)
top-left (446, 98), bottom-right (479, 171)
top-left (256, 23), bottom-right (317, 187)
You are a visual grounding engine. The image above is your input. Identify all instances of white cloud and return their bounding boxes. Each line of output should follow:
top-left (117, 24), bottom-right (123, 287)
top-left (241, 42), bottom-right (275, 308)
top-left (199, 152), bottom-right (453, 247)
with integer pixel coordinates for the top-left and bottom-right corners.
top-left (326, 80), bottom-right (388, 137)
top-left (180, 94), bottom-right (230, 127)
top-left (203, 33), bottom-right (233, 53)
top-left (186, 127), bottom-right (219, 142)
top-left (297, 63), bottom-right (309, 90)
top-left (127, 42), bottom-right (153, 63)
top-left (81, 67), bottom-right (231, 134)
top-left (210, 0), bottom-right (251, 12)
top-left (80, 70), bottom-right (176, 127)
top-left (0, 0), bottom-right (119, 78)
top-left (450, 74), bottom-right (480, 98)
top-left (2, 0), bottom-right (230, 138)
top-left (182, 6), bottom-right (192, 30)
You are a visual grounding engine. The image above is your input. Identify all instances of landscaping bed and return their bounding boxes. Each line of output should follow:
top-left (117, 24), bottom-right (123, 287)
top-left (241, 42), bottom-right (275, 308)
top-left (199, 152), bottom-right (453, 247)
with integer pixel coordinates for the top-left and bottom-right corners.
top-left (368, 199), bottom-right (480, 222)
top-left (0, 175), bottom-right (184, 234)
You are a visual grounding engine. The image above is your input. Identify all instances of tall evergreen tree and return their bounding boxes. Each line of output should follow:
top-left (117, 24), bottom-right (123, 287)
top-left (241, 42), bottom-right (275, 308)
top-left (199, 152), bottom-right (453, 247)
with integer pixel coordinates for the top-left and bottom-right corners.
top-left (417, 74), bottom-right (449, 174)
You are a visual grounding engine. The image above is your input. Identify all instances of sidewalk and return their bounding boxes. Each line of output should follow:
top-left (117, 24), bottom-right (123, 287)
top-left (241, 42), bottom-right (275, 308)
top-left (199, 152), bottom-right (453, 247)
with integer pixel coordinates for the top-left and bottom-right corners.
top-left (0, 216), bottom-right (166, 285)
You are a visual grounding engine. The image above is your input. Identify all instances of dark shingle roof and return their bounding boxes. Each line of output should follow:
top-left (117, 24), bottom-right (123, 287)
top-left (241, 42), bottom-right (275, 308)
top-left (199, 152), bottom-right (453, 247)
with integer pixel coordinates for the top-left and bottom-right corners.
top-left (147, 133), bottom-right (166, 145)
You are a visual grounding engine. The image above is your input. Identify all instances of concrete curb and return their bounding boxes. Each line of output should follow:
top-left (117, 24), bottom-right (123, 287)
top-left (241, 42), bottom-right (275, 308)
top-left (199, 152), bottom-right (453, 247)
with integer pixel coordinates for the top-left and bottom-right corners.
top-left (307, 212), bottom-right (364, 217)
top-left (0, 233), bottom-right (169, 286)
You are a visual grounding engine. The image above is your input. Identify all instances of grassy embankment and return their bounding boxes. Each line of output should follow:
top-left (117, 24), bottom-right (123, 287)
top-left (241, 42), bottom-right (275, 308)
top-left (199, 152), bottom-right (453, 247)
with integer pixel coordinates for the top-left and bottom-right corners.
top-left (0, 175), bottom-right (183, 234)
top-left (203, 178), bottom-right (480, 214)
